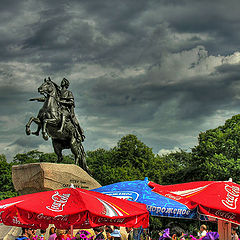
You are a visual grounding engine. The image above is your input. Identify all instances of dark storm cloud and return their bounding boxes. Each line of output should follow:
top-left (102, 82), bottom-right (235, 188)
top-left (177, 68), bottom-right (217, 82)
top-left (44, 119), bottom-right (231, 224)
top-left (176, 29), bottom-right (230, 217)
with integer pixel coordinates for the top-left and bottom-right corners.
top-left (1, 0), bottom-right (240, 66)
top-left (79, 65), bottom-right (240, 125)
top-left (0, 0), bottom-right (168, 72)
top-left (1, 0), bottom-right (240, 158)
top-left (155, 0), bottom-right (240, 55)
top-left (0, 86), bottom-right (33, 115)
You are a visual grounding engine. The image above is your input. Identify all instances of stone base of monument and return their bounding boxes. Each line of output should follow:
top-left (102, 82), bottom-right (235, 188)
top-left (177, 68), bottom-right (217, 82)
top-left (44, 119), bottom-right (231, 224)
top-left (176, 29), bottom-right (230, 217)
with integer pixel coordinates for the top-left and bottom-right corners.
top-left (0, 163), bottom-right (102, 240)
top-left (12, 162), bottom-right (101, 195)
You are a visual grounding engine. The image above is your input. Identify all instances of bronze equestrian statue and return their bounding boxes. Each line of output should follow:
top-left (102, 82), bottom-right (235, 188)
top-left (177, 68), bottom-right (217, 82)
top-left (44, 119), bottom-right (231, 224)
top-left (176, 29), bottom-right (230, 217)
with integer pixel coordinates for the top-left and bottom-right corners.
top-left (25, 77), bottom-right (90, 174)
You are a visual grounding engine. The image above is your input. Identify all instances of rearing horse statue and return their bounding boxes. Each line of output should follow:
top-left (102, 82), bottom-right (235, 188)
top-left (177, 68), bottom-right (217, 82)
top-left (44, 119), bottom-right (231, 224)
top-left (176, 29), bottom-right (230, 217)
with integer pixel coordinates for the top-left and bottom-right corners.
top-left (25, 78), bottom-right (90, 174)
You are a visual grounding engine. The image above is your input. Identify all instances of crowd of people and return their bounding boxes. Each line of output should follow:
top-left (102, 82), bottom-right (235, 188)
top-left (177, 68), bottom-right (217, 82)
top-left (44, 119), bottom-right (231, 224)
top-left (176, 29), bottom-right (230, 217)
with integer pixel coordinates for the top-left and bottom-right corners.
top-left (16, 226), bottom-right (134, 240)
top-left (15, 224), bottom-right (239, 240)
top-left (158, 224), bottom-right (239, 240)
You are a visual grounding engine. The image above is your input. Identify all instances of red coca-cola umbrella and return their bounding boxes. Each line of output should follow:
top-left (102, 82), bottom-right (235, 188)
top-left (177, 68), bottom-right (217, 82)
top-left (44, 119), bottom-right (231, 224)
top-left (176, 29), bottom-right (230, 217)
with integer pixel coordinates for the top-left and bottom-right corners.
top-left (0, 187), bottom-right (149, 229)
top-left (148, 180), bottom-right (240, 225)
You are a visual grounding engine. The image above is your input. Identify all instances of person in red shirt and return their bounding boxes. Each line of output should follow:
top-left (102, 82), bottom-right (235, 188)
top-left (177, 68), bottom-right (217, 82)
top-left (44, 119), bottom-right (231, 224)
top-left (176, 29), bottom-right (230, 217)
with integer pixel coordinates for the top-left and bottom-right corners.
top-left (55, 230), bottom-right (67, 240)
top-left (65, 230), bottom-right (71, 240)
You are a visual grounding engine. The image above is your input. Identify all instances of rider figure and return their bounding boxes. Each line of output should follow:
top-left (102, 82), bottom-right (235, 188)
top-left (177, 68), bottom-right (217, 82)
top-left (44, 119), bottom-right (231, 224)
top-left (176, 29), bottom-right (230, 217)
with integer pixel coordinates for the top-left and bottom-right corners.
top-left (58, 78), bottom-right (85, 142)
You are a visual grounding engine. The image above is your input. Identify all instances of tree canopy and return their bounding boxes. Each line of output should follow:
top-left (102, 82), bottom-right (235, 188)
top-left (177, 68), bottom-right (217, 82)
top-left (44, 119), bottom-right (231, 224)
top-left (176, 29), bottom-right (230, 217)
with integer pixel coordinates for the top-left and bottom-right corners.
top-left (0, 154), bottom-right (17, 200)
top-left (190, 114), bottom-right (240, 183)
top-left (87, 134), bottom-right (161, 185)
top-left (0, 114), bottom-right (240, 232)
top-left (1, 114), bottom-right (240, 233)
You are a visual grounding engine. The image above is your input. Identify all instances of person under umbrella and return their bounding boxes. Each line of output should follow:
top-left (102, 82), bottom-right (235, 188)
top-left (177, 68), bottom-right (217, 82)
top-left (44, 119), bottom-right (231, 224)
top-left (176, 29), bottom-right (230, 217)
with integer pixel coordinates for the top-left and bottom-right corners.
top-left (198, 225), bottom-right (207, 238)
top-left (16, 228), bottom-right (33, 240)
top-left (94, 227), bottom-right (105, 240)
top-left (231, 228), bottom-right (239, 240)
top-left (55, 230), bottom-right (67, 240)
top-left (111, 227), bottom-right (121, 240)
top-left (48, 227), bottom-right (56, 240)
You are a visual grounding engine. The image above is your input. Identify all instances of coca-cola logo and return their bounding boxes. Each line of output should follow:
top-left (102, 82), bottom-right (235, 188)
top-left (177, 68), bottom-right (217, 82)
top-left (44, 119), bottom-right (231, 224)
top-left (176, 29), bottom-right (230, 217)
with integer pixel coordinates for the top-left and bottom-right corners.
top-left (221, 184), bottom-right (239, 210)
top-left (46, 191), bottom-right (70, 212)
top-left (95, 217), bottom-right (125, 223)
top-left (12, 216), bottom-right (35, 227)
top-left (37, 213), bottom-right (69, 222)
top-left (215, 210), bottom-right (236, 220)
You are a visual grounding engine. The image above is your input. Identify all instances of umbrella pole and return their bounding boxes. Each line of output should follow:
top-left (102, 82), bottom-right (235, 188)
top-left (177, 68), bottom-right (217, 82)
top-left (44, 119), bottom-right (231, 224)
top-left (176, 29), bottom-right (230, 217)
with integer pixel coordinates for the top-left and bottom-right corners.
top-left (71, 225), bottom-right (74, 238)
top-left (218, 219), bottom-right (231, 240)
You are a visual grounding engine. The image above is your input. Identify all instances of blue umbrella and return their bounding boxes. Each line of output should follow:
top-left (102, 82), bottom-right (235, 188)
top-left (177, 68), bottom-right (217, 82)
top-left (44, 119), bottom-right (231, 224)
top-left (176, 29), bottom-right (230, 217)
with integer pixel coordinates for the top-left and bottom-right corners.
top-left (92, 178), bottom-right (198, 219)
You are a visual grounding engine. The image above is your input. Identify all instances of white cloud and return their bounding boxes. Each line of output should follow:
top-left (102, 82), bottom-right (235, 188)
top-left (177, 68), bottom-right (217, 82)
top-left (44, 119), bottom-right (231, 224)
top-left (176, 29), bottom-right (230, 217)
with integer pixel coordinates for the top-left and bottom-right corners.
top-left (158, 147), bottom-right (181, 156)
top-left (0, 62), bottom-right (48, 91)
top-left (148, 46), bottom-right (240, 85)
top-left (69, 63), bottom-right (147, 84)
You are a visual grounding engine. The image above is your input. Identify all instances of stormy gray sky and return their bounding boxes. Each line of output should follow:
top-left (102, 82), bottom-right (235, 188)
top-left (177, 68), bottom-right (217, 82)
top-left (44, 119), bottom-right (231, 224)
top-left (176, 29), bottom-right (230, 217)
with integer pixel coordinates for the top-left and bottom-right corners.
top-left (1, 0), bottom-right (240, 160)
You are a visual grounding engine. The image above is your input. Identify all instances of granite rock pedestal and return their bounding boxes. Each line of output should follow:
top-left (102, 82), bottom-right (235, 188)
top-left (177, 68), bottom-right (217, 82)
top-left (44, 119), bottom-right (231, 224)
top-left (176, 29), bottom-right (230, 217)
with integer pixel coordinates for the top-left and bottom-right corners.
top-left (0, 163), bottom-right (101, 240)
top-left (12, 162), bottom-right (101, 195)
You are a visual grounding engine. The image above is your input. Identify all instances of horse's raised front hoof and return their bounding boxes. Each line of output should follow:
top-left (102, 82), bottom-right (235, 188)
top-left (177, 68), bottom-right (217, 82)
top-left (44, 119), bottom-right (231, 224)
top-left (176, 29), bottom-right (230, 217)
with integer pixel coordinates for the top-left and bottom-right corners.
top-left (32, 131), bottom-right (39, 136)
top-left (26, 126), bottom-right (31, 135)
top-left (42, 132), bottom-right (48, 141)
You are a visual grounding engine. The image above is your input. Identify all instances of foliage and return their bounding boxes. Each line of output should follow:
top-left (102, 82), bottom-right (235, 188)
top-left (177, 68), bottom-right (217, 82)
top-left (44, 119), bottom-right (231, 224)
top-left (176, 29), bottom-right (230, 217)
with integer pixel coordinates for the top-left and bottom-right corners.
top-left (13, 150), bottom-right (75, 165)
top-left (87, 134), bottom-right (161, 186)
top-left (0, 191), bottom-right (18, 201)
top-left (156, 150), bottom-right (192, 185)
top-left (0, 154), bottom-right (17, 200)
top-left (1, 114), bottom-right (240, 231)
top-left (190, 114), bottom-right (240, 183)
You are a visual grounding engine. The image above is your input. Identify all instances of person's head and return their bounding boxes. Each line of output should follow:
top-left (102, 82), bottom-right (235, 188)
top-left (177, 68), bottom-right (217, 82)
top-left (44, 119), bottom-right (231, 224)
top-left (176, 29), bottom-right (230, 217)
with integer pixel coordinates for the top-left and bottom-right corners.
top-left (126, 227), bottom-right (133, 233)
top-left (27, 228), bottom-right (33, 236)
top-left (40, 229), bottom-right (46, 234)
top-left (232, 228), bottom-right (237, 234)
top-left (49, 227), bottom-right (56, 235)
top-left (61, 78), bottom-right (70, 88)
top-left (200, 225), bottom-right (207, 232)
top-left (56, 229), bottom-right (65, 236)
top-left (105, 226), bottom-right (112, 231)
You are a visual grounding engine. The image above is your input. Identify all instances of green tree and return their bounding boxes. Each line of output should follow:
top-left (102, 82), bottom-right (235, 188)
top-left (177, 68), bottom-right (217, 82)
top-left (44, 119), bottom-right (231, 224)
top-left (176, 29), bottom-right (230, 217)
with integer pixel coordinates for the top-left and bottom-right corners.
top-left (87, 148), bottom-right (115, 186)
top-left (0, 154), bottom-right (17, 200)
top-left (87, 134), bottom-right (162, 185)
top-left (13, 150), bottom-right (43, 164)
top-left (157, 150), bottom-right (192, 185)
top-left (13, 150), bottom-right (75, 165)
top-left (190, 114), bottom-right (240, 183)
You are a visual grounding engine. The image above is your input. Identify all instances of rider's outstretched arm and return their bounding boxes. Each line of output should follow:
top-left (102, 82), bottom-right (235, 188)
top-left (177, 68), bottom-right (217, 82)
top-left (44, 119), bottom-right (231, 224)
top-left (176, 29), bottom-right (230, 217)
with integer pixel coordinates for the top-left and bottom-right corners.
top-left (29, 97), bottom-right (45, 102)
